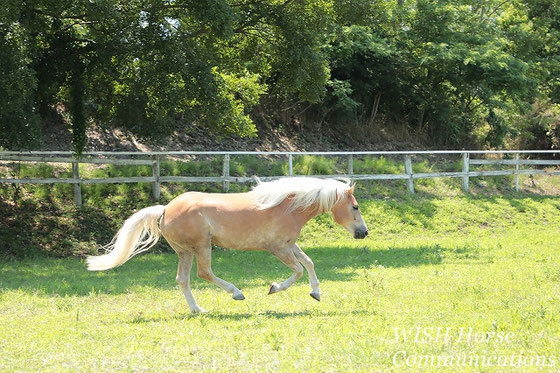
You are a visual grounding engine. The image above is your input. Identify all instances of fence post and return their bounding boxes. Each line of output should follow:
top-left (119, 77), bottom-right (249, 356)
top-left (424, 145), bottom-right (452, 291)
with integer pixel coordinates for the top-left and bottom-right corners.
top-left (223, 154), bottom-right (230, 191)
top-left (72, 161), bottom-right (82, 206)
top-left (348, 154), bottom-right (353, 175)
top-left (152, 155), bottom-right (160, 201)
top-left (404, 155), bottom-right (414, 194)
top-left (288, 154), bottom-right (293, 176)
top-left (514, 152), bottom-right (520, 192)
top-left (462, 152), bottom-right (469, 193)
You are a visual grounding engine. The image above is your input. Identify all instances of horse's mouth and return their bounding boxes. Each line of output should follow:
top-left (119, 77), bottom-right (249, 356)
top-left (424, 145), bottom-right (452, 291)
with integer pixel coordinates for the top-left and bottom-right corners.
top-left (354, 229), bottom-right (369, 239)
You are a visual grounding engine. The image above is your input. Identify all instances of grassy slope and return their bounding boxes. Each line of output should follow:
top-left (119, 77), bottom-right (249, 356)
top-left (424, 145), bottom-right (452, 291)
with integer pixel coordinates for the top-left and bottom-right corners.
top-left (1, 158), bottom-right (560, 371)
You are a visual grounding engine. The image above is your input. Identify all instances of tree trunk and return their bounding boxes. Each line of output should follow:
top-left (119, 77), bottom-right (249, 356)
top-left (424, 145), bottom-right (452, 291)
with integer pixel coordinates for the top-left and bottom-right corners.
top-left (417, 107), bottom-right (426, 131)
top-left (368, 92), bottom-right (382, 127)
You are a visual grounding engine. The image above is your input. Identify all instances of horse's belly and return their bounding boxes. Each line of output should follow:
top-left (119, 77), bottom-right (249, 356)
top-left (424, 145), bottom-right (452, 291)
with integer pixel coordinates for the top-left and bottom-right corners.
top-left (211, 227), bottom-right (290, 250)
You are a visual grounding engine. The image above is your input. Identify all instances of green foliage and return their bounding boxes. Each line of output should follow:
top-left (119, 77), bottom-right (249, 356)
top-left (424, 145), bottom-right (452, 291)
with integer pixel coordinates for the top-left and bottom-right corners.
top-left (316, 0), bottom-right (548, 148)
top-left (292, 155), bottom-right (338, 175)
top-left (354, 156), bottom-right (405, 174)
top-left (513, 100), bottom-right (560, 150)
top-left (230, 155), bottom-right (285, 177)
top-left (0, 0), bottom-right (559, 150)
top-left (485, 109), bottom-right (508, 147)
top-left (0, 19), bottom-right (40, 149)
top-left (0, 0), bottom-right (333, 151)
top-left (69, 68), bottom-right (87, 155)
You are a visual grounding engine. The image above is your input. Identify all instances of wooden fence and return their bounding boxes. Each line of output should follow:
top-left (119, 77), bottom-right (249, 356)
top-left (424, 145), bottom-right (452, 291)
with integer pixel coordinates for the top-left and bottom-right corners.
top-left (1, 150), bottom-right (560, 205)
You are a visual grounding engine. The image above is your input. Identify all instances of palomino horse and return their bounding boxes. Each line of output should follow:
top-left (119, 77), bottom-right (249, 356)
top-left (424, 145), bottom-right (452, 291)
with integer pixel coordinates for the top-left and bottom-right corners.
top-left (87, 177), bottom-right (369, 313)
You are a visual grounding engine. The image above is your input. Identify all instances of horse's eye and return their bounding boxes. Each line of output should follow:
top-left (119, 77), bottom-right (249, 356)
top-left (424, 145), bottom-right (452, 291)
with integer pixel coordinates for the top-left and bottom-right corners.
top-left (352, 205), bottom-right (359, 210)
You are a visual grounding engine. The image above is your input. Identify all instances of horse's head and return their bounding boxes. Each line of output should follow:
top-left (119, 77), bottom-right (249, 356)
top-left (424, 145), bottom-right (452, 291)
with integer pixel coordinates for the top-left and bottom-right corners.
top-left (331, 184), bottom-right (369, 239)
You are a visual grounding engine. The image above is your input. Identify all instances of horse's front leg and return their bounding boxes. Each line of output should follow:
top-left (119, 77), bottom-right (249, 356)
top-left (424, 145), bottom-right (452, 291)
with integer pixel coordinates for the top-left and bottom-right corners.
top-left (267, 246), bottom-right (304, 295)
top-left (291, 244), bottom-right (321, 301)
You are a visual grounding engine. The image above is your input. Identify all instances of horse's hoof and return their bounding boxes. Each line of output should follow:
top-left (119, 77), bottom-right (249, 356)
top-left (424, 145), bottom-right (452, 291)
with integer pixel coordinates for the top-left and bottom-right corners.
top-left (191, 307), bottom-right (208, 314)
top-left (310, 291), bottom-right (321, 301)
top-left (232, 292), bottom-right (245, 301)
top-left (268, 282), bottom-right (280, 295)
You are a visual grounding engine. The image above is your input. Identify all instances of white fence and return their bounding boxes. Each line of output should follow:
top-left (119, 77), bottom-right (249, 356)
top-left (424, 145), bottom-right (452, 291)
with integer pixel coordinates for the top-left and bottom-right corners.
top-left (1, 150), bottom-right (560, 205)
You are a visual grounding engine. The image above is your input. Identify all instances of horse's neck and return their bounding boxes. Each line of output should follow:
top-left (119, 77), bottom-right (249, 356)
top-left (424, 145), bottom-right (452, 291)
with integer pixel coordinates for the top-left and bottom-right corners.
top-left (291, 202), bottom-right (323, 226)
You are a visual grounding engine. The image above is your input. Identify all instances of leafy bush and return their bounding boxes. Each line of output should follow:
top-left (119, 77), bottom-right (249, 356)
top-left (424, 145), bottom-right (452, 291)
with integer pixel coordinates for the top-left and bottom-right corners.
top-left (0, 21), bottom-right (40, 150)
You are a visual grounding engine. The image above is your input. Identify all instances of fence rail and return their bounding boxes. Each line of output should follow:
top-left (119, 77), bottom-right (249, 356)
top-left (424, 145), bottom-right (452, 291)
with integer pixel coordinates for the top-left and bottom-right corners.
top-left (2, 150), bottom-right (560, 205)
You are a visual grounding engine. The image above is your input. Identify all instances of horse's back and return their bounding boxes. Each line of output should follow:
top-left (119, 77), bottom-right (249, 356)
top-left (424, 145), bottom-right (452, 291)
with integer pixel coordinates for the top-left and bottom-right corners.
top-left (161, 191), bottom-right (258, 246)
top-left (167, 191), bottom-right (258, 213)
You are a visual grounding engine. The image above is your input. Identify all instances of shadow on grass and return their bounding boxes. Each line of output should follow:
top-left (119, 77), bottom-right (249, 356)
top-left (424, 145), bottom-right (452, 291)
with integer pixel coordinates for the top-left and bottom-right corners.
top-left (124, 309), bottom-right (374, 324)
top-left (215, 244), bottom-right (446, 288)
top-left (462, 193), bottom-right (560, 217)
top-left (0, 244), bottom-right (450, 297)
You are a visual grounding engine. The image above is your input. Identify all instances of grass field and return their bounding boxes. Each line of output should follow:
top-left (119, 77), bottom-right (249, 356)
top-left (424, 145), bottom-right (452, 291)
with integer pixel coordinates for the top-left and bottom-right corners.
top-left (2, 187), bottom-right (560, 371)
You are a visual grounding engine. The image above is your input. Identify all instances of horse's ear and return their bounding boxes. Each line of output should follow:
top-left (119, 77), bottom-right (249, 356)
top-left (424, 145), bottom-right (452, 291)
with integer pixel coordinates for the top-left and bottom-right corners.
top-left (347, 184), bottom-right (355, 195)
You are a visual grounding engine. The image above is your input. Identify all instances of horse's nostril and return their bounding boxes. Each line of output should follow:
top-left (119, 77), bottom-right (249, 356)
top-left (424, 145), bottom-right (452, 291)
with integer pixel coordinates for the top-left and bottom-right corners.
top-left (354, 229), bottom-right (368, 239)
top-left (365, 230), bottom-right (369, 236)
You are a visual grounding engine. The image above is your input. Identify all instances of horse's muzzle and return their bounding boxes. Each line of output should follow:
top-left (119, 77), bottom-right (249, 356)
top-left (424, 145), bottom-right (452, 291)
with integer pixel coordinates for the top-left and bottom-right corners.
top-left (354, 228), bottom-right (369, 239)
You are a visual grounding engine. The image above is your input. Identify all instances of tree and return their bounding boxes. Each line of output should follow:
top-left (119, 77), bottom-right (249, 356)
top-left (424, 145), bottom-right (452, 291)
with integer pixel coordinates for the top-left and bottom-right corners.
top-left (0, 2), bottom-right (40, 149)
top-left (0, 0), bottom-right (558, 151)
top-left (1, 0), bottom-right (332, 153)
top-left (316, 0), bottom-right (541, 148)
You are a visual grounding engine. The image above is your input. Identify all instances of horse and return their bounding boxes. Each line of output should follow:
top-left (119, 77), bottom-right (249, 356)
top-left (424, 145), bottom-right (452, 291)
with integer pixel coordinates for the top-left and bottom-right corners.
top-left (86, 177), bottom-right (369, 313)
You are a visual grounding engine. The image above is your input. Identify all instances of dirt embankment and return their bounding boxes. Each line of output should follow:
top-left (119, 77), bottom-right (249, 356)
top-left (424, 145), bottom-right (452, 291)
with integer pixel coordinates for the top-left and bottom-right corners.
top-left (39, 117), bottom-right (419, 153)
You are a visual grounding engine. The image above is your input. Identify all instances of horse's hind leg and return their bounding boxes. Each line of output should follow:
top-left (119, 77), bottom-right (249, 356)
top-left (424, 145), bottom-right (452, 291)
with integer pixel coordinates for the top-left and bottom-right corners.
top-left (166, 239), bottom-right (206, 313)
top-left (267, 246), bottom-right (304, 295)
top-left (195, 244), bottom-right (245, 301)
top-left (291, 244), bottom-right (321, 301)
top-left (175, 251), bottom-right (207, 313)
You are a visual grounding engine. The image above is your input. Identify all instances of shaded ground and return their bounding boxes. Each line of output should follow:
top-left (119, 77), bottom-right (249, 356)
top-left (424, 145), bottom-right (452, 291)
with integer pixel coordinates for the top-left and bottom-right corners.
top-left (0, 244), bottom-right (449, 297)
top-left (39, 113), bottom-right (419, 152)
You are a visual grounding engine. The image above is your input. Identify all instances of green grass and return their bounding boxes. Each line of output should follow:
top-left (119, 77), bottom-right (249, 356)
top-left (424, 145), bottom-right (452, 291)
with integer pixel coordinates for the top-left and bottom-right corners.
top-left (2, 192), bottom-right (560, 371)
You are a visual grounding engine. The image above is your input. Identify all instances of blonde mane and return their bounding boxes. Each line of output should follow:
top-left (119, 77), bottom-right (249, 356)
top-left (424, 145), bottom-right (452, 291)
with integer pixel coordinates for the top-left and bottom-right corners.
top-left (250, 177), bottom-right (352, 213)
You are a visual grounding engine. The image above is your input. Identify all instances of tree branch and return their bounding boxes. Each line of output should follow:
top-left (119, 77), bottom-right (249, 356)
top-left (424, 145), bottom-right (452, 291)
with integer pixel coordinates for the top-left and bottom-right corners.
top-left (31, 8), bottom-right (90, 21)
top-left (486, 0), bottom-right (511, 18)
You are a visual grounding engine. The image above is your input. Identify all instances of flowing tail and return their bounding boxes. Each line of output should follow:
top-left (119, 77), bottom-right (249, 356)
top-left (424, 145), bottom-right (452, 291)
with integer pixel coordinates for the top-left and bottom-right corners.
top-left (86, 205), bottom-right (166, 271)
